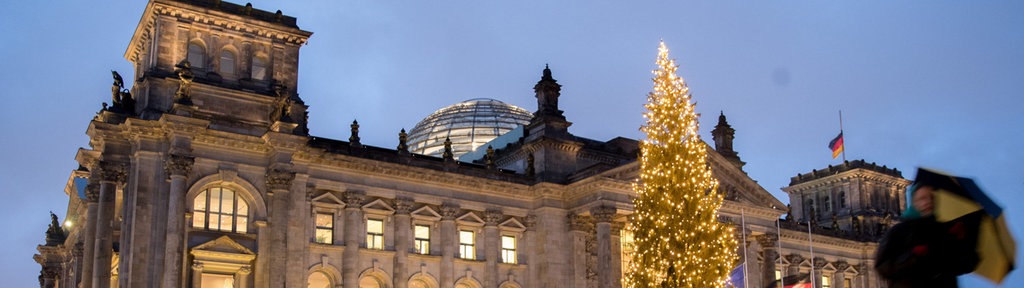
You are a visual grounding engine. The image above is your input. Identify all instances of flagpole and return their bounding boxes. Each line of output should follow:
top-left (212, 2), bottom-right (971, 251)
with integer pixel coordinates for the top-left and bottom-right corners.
top-left (777, 219), bottom-right (785, 288)
top-left (839, 110), bottom-right (846, 162)
top-left (741, 209), bottom-right (749, 288)
top-left (808, 221), bottom-right (816, 288)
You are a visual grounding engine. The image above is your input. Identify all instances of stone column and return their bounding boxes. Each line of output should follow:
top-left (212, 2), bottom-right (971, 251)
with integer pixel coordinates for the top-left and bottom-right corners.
top-left (190, 263), bottom-right (203, 288)
top-left (266, 169), bottom-right (294, 288)
top-left (568, 214), bottom-right (593, 288)
top-left (93, 162), bottom-right (125, 288)
top-left (591, 206), bottom-right (616, 288)
top-left (40, 267), bottom-right (58, 288)
top-left (785, 254), bottom-right (803, 276)
top-left (254, 220), bottom-right (269, 288)
top-left (757, 233), bottom-right (779, 287)
top-left (342, 192), bottom-right (365, 288)
top-left (483, 209), bottom-right (503, 288)
top-left (236, 265), bottom-right (252, 288)
top-left (523, 215), bottom-right (537, 288)
top-left (393, 197), bottom-right (413, 288)
top-left (163, 154), bottom-right (193, 288)
top-left (72, 242), bottom-right (84, 288)
top-left (812, 258), bottom-right (827, 288)
top-left (833, 261), bottom-right (849, 288)
top-left (609, 222), bottom-right (624, 287)
top-left (439, 203), bottom-right (459, 287)
top-left (80, 183), bottom-right (99, 288)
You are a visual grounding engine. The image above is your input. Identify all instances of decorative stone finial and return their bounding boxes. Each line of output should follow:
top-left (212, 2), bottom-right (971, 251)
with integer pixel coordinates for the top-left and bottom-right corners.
top-left (485, 146), bottom-right (495, 169)
top-left (349, 120), bottom-right (361, 148)
top-left (397, 129), bottom-right (408, 153)
top-left (442, 137), bottom-right (453, 162)
top-left (44, 212), bottom-right (66, 246)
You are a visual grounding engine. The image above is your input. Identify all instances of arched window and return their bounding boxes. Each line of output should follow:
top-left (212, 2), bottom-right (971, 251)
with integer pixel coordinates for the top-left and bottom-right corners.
top-left (219, 50), bottom-right (236, 76)
top-left (359, 276), bottom-right (384, 288)
top-left (192, 187), bottom-right (249, 234)
top-left (188, 43), bottom-right (206, 69)
top-left (307, 271), bottom-right (331, 288)
top-left (251, 56), bottom-right (268, 80)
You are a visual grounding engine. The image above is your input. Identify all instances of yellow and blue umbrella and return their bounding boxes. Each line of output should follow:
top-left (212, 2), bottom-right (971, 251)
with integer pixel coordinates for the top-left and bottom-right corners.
top-left (913, 168), bottom-right (1016, 284)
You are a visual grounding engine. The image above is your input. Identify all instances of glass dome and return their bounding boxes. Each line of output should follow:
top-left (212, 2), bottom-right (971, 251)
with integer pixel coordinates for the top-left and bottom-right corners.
top-left (407, 98), bottom-right (533, 160)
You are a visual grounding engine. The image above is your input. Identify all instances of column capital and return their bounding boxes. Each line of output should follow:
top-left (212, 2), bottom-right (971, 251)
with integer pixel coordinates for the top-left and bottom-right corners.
top-left (484, 209), bottom-right (503, 226)
top-left (164, 154), bottom-right (194, 178)
top-left (785, 254), bottom-right (804, 265)
top-left (523, 214), bottom-right (537, 230)
top-left (590, 206), bottom-right (616, 223)
top-left (394, 197), bottom-right (414, 215)
top-left (833, 260), bottom-right (850, 271)
top-left (265, 169), bottom-right (295, 192)
top-left (756, 233), bottom-right (778, 248)
top-left (440, 203), bottom-right (460, 220)
top-left (568, 214), bottom-right (593, 232)
top-left (343, 191), bottom-right (365, 207)
top-left (85, 183), bottom-right (100, 202)
top-left (99, 161), bottom-right (127, 184)
top-left (610, 222), bottom-right (625, 236)
top-left (191, 262), bottom-right (204, 272)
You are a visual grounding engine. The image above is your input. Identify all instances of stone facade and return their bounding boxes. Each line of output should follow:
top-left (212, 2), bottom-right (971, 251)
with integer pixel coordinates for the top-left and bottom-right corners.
top-left (33, 1), bottom-right (904, 287)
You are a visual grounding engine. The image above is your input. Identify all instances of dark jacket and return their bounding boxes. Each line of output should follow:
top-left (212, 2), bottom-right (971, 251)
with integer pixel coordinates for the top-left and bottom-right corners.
top-left (875, 214), bottom-right (981, 288)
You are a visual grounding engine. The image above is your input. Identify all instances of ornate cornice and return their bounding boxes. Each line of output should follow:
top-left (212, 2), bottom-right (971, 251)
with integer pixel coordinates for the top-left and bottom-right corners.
top-left (784, 169), bottom-right (910, 194)
top-left (151, 3), bottom-right (310, 45)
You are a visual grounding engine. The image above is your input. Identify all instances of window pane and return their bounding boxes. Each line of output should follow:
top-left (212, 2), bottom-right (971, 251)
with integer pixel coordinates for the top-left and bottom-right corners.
top-left (188, 44), bottom-right (205, 68)
top-left (502, 235), bottom-right (515, 249)
top-left (251, 57), bottom-right (266, 80)
top-left (192, 212), bottom-right (205, 228)
top-left (236, 198), bottom-right (248, 216)
top-left (219, 215), bottom-right (232, 232)
top-left (207, 212), bottom-right (218, 230)
top-left (221, 190), bottom-right (235, 214)
top-left (415, 225), bottom-right (429, 239)
top-left (316, 214), bottom-right (334, 228)
top-left (194, 191), bottom-right (207, 212)
top-left (316, 228), bottom-right (333, 244)
top-left (460, 230), bottom-right (474, 244)
top-left (209, 189), bottom-right (222, 213)
top-left (236, 216), bottom-right (248, 234)
top-left (367, 219), bottom-right (383, 234)
top-left (308, 271), bottom-right (331, 288)
top-left (220, 50), bottom-right (235, 75)
top-left (201, 273), bottom-right (233, 288)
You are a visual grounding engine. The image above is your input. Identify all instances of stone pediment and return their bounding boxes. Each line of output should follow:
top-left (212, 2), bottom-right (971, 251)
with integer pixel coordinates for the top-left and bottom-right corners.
top-left (456, 212), bottom-right (485, 226)
top-left (192, 235), bottom-right (254, 255)
top-left (362, 199), bottom-right (395, 215)
top-left (412, 206), bottom-right (442, 221)
top-left (312, 191), bottom-right (345, 207)
top-left (499, 218), bottom-right (526, 232)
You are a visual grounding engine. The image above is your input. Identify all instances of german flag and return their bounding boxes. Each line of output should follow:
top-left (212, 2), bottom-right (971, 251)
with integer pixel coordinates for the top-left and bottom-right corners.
top-left (828, 132), bottom-right (844, 159)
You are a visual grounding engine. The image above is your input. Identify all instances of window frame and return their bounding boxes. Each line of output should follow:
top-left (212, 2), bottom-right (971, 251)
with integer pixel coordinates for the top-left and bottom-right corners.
top-left (191, 187), bottom-right (249, 234)
top-left (219, 49), bottom-right (236, 77)
top-left (414, 224), bottom-right (431, 255)
top-left (187, 42), bottom-right (206, 69)
top-left (458, 229), bottom-right (475, 260)
top-left (366, 218), bottom-right (385, 250)
top-left (314, 212), bottom-right (334, 245)
top-left (500, 234), bottom-right (517, 264)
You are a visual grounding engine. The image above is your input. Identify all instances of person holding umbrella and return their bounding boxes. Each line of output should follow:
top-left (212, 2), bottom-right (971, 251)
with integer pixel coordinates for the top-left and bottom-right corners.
top-left (876, 168), bottom-right (1016, 287)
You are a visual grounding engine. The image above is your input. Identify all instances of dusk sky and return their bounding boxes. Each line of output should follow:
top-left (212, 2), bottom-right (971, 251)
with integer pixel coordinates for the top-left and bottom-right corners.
top-left (2, 1), bottom-right (1021, 287)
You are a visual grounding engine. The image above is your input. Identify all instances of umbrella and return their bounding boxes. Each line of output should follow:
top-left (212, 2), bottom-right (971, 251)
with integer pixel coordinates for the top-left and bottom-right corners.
top-left (913, 168), bottom-right (1017, 284)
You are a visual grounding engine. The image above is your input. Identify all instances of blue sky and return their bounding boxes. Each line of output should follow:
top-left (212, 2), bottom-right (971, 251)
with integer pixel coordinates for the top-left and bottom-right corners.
top-left (2, 1), bottom-right (1021, 287)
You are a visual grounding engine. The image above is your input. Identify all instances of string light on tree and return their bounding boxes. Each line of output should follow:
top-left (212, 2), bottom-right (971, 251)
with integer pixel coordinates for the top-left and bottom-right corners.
top-left (624, 41), bottom-right (738, 288)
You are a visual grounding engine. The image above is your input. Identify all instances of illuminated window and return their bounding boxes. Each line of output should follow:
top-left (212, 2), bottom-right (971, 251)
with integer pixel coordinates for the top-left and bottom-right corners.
top-left (251, 56), bottom-right (267, 80)
top-left (307, 271), bottom-right (331, 288)
top-left (200, 273), bottom-right (233, 288)
top-left (501, 235), bottom-right (516, 264)
top-left (459, 230), bottom-right (475, 259)
top-left (366, 219), bottom-right (384, 250)
top-left (822, 274), bottom-right (831, 288)
top-left (775, 270), bottom-right (782, 281)
top-left (192, 187), bottom-right (248, 234)
top-left (314, 213), bottom-right (333, 244)
top-left (844, 278), bottom-right (852, 288)
top-left (219, 50), bottom-right (235, 76)
top-left (414, 224), bottom-right (430, 254)
top-left (188, 43), bottom-right (205, 69)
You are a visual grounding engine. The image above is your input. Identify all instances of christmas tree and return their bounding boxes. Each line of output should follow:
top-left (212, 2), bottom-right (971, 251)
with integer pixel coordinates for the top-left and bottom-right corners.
top-left (625, 41), bottom-right (738, 288)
